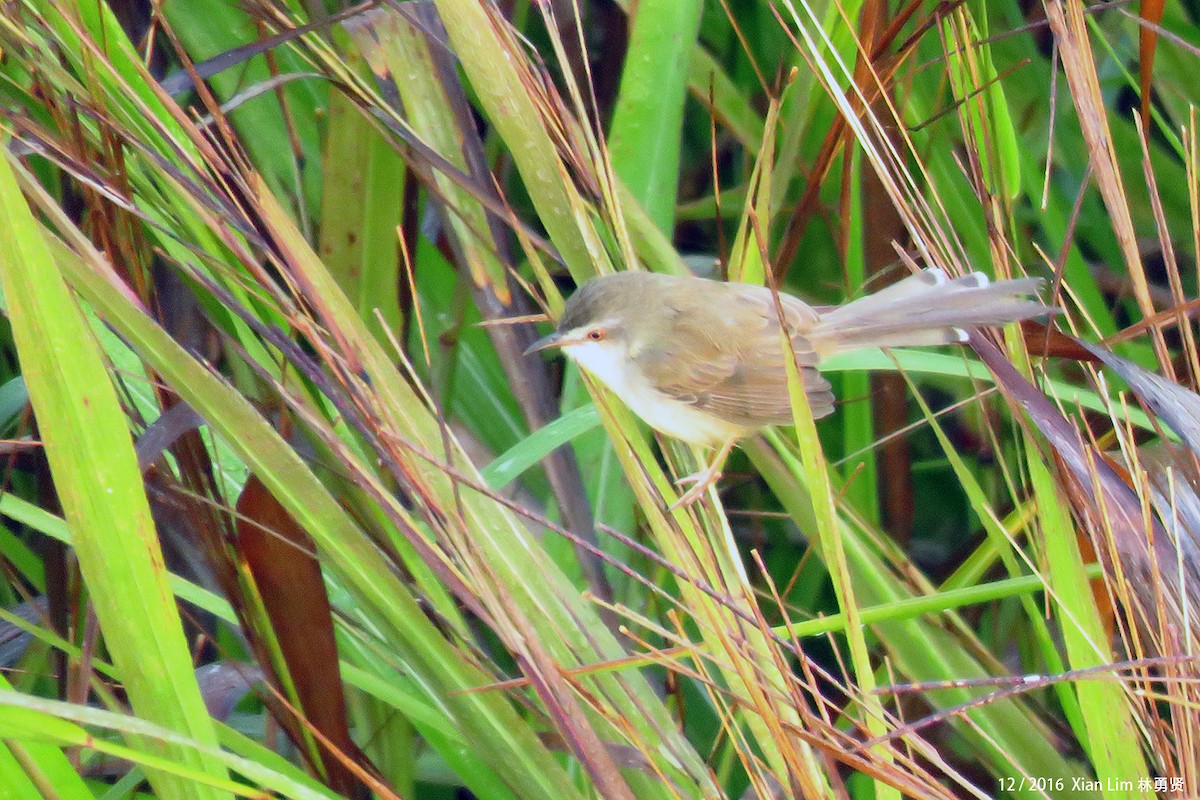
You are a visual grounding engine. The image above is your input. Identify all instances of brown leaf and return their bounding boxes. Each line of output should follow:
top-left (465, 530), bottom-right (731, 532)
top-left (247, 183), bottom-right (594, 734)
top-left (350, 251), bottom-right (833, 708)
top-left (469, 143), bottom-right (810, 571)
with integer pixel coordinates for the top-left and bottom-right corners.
top-left (1138, 0), bottom-right (1165, 130)
top-left (1020, 320), bottom-right (1102, 363)
top-left (237, 475), bottom-right (374, 800)
top-left (970, 333), bottom-right (1185, 636)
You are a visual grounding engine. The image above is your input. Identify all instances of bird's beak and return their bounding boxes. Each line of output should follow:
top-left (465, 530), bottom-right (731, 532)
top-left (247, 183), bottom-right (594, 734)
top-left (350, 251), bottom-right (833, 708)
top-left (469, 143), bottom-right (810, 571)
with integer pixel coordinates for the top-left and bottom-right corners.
top-left (524, 331), bottom-right (564, 356)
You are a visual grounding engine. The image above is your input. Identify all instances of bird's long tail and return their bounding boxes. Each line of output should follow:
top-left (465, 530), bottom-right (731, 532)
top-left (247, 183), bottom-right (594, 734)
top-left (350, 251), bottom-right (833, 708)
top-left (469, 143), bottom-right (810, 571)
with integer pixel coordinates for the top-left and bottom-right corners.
top-left (807, 268), bottom-right (1053, 356)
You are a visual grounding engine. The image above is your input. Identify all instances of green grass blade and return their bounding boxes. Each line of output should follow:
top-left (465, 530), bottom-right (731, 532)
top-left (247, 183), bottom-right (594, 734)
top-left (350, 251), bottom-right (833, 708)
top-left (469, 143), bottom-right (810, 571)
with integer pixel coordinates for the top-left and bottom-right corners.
top-left (0, 149), bottom-right (230, 800)
top-left (0, 677), bottom-right (92, 800)
top-left (1029, 457), bottom-right (1153, 796)
top-left (0, 693), bottom-right (339, 800)
top-left (608, 0), bottom-right (704, 233)
top-left (483, 405), bottom-right (600, 489)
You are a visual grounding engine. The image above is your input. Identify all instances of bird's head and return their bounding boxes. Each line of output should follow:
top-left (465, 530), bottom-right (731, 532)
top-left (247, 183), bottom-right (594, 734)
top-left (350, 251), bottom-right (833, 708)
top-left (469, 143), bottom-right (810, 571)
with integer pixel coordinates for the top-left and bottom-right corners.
top-left (524, 273), bottom-right (664, 370)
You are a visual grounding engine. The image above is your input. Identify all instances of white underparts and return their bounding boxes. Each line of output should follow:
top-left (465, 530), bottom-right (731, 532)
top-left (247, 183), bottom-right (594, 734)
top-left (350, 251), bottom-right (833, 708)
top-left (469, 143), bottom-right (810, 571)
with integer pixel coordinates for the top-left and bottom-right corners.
top-left (563, 340), bottom-right (747, 447)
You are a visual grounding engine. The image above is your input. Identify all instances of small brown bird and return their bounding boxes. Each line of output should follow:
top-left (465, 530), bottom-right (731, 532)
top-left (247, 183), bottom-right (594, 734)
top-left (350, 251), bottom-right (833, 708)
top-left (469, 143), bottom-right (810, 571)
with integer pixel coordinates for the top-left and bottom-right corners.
top-left (527, 269), bottom-right (1052, 505)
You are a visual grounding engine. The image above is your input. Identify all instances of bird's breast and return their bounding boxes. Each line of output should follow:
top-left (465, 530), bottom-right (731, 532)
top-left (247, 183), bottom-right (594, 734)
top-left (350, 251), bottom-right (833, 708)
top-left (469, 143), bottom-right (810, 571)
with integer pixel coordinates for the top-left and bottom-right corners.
top-left (565, 341), bottom-right (750, 447)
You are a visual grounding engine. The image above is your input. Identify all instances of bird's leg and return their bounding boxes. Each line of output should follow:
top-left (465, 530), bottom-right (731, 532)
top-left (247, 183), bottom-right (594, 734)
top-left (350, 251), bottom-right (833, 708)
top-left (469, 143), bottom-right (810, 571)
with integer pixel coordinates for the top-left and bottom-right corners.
top-left (671, 438), bottom-right (738, 508)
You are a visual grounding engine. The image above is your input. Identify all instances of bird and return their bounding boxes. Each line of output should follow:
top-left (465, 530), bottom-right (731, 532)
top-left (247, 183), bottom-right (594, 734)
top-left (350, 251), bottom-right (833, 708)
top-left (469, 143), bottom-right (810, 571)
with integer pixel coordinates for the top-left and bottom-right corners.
top-left (526, 268), bottom-right (1053, 506)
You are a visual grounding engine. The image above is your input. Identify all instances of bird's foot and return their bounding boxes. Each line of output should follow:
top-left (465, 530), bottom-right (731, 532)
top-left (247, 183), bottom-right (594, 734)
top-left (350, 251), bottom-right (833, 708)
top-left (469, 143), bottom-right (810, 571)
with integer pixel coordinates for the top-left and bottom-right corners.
top-left (669, 467), bottom-right (723, 509)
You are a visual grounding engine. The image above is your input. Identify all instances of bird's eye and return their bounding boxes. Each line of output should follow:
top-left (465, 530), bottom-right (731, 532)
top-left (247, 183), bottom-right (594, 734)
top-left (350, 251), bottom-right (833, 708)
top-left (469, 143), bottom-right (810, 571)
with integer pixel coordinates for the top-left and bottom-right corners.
top-left (586, 329), bottom-right (605, 342)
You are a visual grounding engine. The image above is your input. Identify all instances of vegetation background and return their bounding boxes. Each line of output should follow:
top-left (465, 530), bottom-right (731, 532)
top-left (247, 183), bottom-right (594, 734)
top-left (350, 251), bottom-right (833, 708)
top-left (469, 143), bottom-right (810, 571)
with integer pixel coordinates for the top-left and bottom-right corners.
top-left (0, 0), bottom-right (1196, 798)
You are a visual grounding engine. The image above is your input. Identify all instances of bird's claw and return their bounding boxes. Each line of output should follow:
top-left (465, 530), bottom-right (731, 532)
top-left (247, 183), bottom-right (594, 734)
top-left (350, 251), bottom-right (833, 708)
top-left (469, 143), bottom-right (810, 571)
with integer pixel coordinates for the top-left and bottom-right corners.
top-left (669, 469), bottom-right (723, 509)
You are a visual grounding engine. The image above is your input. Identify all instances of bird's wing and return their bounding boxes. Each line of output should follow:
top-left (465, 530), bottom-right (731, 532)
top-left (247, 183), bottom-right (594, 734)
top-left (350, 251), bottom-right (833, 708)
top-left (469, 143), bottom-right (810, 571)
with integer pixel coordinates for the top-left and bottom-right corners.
top-left (632, 285), bottom-right (836, 426)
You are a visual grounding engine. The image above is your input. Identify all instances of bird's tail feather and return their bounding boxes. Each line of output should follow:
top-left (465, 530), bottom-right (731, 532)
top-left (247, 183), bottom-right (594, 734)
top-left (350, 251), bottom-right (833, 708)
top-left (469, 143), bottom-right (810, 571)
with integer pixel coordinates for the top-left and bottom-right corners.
top-left (808, 269), bottom-right (1052, 355)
